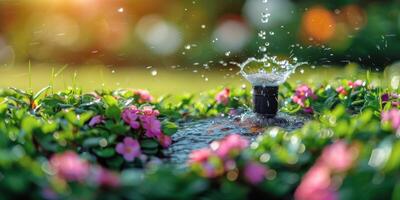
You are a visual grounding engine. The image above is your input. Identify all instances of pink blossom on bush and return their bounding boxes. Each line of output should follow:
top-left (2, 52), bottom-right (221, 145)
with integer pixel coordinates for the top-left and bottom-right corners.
top-left (141, 106), bottom-right (160, 117)
top-left (116, 137), bottom-right (141, 161)
top-left (348, 80), bottom-right (364, 88)
top-left (188, 148), bottom-right (212, 164)
top-left (303, 107), bottom-right (314, 114)
top-left (140, 115), bottom-right (162, 138)
top-left (336, 86), bottom-right (347, 95)
top-left (320, 141), bottom-right (356, 172)
top-left (244, 162), bottom-right (267, 184)
top-left (88, 115), bottom-right (105, 127)
top-left (134, 89), bottom-right (154, 103)
top-left (295, 141), bottom-right (357, 200)
top-left (294, 165), bottom-right (337, 200)
top-left (157, 134), bottom-right (172, 148)
top-left (381, 93), bottom-right (400, 107)
top-left (292, 85), bottom-right (317, 113)
top-left (215, 88), bottom-right (230, 105)
top-left (382, 109), bottom-right (400, 131)
top-left (216, 134), bottom-right (249, 159)
top-left (93, 167), bottom-right (120, 188)
top-left (122, 106), bottom-right (140, 129)
top-left (49, 151), bottom-right (89, 182)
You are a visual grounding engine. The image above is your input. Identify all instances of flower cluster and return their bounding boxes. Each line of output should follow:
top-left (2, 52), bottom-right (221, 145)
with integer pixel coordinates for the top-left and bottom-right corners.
top-left (295, 141), bottom-right (358, 200)
top-left (381, 93), bottom-right (399, 107)
top-left (116, 137), bottom-right (141, 161)
top-left (215, 88), bottom-right (230, 105)
top-left (117, 106), bottom-right (172, 161)
top-left (336, 79), bottom-right (364, 95)
top-left (292, 84), bottom-right (317, 113)
top-left (134, 89), bottom-right (154, 103)
top-left (49, 151), bottom-right (120, 187)
top-left (122, 105), bottom-right (171, 146)
top-left (381, 109), bottom-right (400, 132)
top-left (189, 134), bottom-right (267, 184)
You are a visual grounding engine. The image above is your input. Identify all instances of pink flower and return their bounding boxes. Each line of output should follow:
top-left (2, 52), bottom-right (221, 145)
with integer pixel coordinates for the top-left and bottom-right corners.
top-left (382, 109), bottom-right (400, 131)
top-left (215, 88), bottom-right (230, 105)
top-left (89, 115), bottom-right (105, 127)
top-left (140, 115), bottom-right (162, 138)
top-left (320, 141), bottom-right (356, 172)
top-left (295, 165), bottom-right (337, 200)
top-left (295, 85), bottom-right (317, 100)
top-left (292, 84), bottom-right (317, 110)
top-left (336, 86), bottom-right (347, 95)
top-left (134, 89), bottom-right (154, 103)
top-left (243, 162), bottom-right (267, 184)
top-left (348, 80), bottom-right (363, 88)
top-left (188, 148), bottom-right (213, 164)
top-left (141, 106), bottom-right (160, 117)
top-left (292, 95), bottom-right (305, 107)
top-left (92, 167), bottom-right (120, 188)
top-left (116, 137), bottom-right (141, 161)
top-left (304, 107), bottom-right (314, 114)
top-left (122, 106), bottom-right (140, 129)
top-left (157, 134), bottom-right (172, 148)
top-left (216, 134), bottom-right (248, 159)
top-left (49, 151), bottom-right (89, 182)
top-left (381, 93), bottom-right (400, 107)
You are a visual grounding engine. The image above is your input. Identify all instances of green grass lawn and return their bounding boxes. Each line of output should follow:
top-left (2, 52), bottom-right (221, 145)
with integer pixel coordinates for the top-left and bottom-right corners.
top-left (0, 63), bottom-right (385, 95)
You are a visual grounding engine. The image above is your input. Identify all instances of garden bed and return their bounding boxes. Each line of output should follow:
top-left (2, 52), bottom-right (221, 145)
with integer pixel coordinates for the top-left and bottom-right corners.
top-left (0, 77), bottom-right (399, 199)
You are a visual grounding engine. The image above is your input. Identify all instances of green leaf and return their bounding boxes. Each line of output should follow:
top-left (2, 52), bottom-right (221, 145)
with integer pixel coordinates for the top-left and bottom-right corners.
top-left (103, 95), bottom-right (118, 106)
top-left (21, 115), bottom-right (40, 134)
top-left (83, 137), bottom-right (103, 147)
top-left (41, 121), bottom-right (58, 134)
top-left (33, 86), bottom-right (51, 100)
top-left (94, 147), bottom-right (115, 158)
top-left (162, 121), bottom-right (178, 136)
top-left (9, 87), bottom-right (31, 97)
top-left (140, 139), bottom-right (159, 149)
top-left (105, 105), bottom-right (121, 120)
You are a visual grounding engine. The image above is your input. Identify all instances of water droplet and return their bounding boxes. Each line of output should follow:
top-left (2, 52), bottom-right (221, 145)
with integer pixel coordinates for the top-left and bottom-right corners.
top-left (117, 7), bottom-right (124, 13)
top-left (225, 51), bottom-right (231, 56)
top-left (111, 70), bottom-right (116, 74)
top-left (146, 66), bottom-right (152, 69)
top-left (185, 45), bottom-right (191, 50)
top-left (201, 24), bottom-right (206, 29)
top-left (261, 17), bottom-right (269, 24)
top-left (151, 70), bottom-right (158, 76)
top-left (300, 69), bottom-right (304, 74)
top-left (269, 31), bottom-right (275, 36)
top-left (259, 46), bottom-right (267, 52)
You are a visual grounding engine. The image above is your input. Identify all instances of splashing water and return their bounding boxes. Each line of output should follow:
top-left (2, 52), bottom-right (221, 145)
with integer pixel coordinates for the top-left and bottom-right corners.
top-left (239, 55), bottom-right (306, 87)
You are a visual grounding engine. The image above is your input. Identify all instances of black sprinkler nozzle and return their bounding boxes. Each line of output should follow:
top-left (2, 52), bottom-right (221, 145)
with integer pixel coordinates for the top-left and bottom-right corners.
top-left (253, 85), bottom-right (278, 118)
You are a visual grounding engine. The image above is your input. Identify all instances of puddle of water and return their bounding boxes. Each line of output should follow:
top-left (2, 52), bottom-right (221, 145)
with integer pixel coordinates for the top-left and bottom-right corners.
top-left (164, 112), bottom-right (309, 167)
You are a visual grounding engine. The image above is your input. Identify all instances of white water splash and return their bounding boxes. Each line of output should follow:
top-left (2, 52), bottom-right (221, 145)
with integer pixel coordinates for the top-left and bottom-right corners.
top-left (239, 55), bottom-right (306, 86)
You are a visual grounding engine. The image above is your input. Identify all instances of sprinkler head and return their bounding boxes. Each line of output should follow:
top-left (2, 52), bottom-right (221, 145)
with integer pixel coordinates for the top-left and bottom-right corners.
top-left (253, 85), bottom-right (278, 118)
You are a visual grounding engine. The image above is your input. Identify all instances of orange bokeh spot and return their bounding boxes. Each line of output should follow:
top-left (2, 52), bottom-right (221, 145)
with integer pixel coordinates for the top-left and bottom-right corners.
top-left (339, 5), bottom-right (366, 30)
top-left (302, 6), bottom-right (336, 43)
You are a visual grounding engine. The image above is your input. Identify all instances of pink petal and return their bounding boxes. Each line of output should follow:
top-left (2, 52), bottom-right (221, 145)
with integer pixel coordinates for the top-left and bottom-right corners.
top-left (115, 143), bottom-right (125, 154)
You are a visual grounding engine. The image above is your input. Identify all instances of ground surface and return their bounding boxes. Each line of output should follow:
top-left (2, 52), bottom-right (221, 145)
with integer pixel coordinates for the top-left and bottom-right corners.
top-left (165, 112), bottom-right (309, 166)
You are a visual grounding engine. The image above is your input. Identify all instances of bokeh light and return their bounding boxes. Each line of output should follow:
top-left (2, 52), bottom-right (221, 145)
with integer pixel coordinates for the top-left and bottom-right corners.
top-left (301, 6), bottom-right (336, 43)
top-left (212, 16), bottom-right (251, 53)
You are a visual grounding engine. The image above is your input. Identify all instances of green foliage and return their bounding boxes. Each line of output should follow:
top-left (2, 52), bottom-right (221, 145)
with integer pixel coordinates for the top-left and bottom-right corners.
top-left (0, 78), bottom-right (399, 199)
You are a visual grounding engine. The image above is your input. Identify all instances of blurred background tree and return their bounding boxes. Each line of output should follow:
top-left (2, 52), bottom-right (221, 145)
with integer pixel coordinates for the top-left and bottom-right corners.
top-left (0, 0), bottom-right (399, 70)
